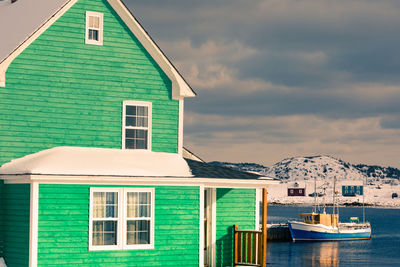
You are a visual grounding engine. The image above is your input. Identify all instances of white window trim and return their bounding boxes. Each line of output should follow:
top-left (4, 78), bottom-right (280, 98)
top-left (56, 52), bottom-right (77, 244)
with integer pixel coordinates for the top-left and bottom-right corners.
top-left (89, 187), bottom-right (155, 251)
top-left (122, 101), bottom-right (152, 151)
top-left (85, 11), bottom-right (104, 45)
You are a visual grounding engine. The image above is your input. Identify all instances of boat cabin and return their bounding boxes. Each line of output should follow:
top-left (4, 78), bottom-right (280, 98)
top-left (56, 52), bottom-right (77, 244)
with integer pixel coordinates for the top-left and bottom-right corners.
top-left (299, 213), bottom-right (339, 227)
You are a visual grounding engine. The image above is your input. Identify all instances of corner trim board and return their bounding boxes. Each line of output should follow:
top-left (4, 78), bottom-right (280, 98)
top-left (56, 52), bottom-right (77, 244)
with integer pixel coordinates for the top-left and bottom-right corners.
top-left (29, 182), bottom-right (39, 267)
top-left (199, 186), bottom-right (204, 267)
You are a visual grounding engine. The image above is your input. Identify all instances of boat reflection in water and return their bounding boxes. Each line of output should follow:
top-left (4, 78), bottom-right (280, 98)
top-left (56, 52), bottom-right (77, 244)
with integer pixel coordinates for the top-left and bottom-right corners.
top-left (302, 242), bottom-right (339, 267)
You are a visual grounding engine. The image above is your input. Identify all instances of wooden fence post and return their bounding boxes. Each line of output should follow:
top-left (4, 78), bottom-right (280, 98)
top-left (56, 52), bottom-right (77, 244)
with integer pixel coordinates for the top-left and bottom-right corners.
top-left (234, 225), bottom-right (239, 264)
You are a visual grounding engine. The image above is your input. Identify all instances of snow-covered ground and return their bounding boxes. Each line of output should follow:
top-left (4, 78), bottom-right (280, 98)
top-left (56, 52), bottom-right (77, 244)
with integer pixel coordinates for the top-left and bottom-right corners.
top-left (268, 181), bottom-right (400, 208)
top-left (212, 155), bottom-right (400, 208)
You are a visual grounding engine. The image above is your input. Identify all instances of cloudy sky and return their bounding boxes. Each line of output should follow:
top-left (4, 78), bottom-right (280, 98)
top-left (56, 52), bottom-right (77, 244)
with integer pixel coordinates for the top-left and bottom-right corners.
top-left (125, 0), bottom-right (400, 168)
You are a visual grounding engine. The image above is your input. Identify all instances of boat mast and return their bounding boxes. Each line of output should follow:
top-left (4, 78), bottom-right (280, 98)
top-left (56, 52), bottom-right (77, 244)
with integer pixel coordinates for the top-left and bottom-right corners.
top-left (363, 179), bottom-right (365, 223)
top-left (313, 175), bottom-right (317, 213)
top-left (333, 175), bottom-right (336, 215)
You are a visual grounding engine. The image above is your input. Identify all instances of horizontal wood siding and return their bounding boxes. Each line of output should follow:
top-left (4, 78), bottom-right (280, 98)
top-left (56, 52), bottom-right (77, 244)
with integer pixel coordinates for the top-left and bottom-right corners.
top-left (2, 184), bottom-right (30, 266)
top-left (216, 188), bottom-right (256, 267)
top-left (38, 184), bottom-right (199, 266)
top-left (0, 0), bottom-right (179, 166)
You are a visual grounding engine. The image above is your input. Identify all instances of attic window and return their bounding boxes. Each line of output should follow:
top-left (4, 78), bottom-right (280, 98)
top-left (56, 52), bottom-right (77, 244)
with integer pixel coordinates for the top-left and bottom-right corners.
top-left (86, 11), bottom-right (103, 45)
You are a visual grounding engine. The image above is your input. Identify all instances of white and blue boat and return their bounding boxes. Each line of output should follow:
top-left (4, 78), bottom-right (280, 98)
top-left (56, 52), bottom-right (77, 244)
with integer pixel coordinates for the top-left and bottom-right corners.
top-left (288, 213), bottom-right (371, 241)
top-left (288, 175), bottom-right (372, 242)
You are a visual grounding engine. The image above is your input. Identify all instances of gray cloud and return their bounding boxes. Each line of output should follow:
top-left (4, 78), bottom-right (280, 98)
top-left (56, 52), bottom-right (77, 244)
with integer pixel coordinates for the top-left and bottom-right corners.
top-left (125, 0), bottom-right (400, 167)
top-left (380, 115), bottom-right (400, 129)
top-left (185, 84), bottom-right (400, 119)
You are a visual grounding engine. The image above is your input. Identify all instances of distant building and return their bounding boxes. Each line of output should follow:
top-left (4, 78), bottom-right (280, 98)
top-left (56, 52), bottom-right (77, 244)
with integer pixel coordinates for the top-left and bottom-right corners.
top-left (288, 182), bottom-right (306, 196)
top-left (342, 185), bottom-right (363, 196)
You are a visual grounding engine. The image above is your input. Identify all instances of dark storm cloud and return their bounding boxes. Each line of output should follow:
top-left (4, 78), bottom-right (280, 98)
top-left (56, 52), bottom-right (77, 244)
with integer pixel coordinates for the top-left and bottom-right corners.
top-left (380, 116), bottom-right (400, 129)
top-left (127, 0), bottom-right (400, 84)
top-left (185, 85), bottom-right (400, 119)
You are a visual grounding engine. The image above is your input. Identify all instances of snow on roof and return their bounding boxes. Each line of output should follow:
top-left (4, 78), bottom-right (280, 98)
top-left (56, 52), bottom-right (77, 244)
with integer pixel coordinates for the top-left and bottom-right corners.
top-left (0, 147), bottom-right (193, 177)
top-left (0, 0), bottom-right (69, 63)
top-left (0, 257), bottom-right (6, 267)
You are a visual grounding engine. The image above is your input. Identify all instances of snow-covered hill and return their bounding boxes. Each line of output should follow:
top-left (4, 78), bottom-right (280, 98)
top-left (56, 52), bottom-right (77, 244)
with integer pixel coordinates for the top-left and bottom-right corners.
top-left (210, 155), bottom-right (400, 182)
top-left (210, 156), bottom-right (400, 207)
top-left (266, 155), bottom-right (365, 182)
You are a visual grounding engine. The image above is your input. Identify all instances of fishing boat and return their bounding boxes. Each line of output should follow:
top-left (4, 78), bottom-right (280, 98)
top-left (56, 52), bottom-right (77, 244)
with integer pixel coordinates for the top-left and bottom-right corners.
top-left (288, 213), bottom-right (371, 241)
top-left (288, 176), bottom-right (372, 241)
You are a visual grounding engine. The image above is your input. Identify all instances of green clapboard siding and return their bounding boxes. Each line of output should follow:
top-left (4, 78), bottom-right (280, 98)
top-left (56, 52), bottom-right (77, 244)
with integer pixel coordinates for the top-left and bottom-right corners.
top-left (2, 184), bottom-right (31, 267)
top-left (37, 184), bottom-right (199, 266)
top-left (0, 0), bottom-right (179, 167)
top-left (216, 188), bottom-right (256, 267)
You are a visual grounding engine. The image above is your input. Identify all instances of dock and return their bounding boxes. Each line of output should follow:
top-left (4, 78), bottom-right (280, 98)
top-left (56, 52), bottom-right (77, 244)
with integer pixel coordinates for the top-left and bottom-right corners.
top-left (267, 223), bottom-right (292, 241)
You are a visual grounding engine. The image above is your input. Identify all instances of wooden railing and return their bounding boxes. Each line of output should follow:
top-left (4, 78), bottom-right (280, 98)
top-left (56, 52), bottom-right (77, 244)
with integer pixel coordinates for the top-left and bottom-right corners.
top-left (233, 188), bottom-right (268, 267)
top-left (234, 227), bottom-right (262, 266)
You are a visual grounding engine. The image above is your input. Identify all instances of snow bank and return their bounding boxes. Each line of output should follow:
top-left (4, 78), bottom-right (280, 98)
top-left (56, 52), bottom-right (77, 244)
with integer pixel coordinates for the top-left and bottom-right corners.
top-left (0, 258), bottom-right (6, 267)
top-left (0, 146), bottom-right (193, 177)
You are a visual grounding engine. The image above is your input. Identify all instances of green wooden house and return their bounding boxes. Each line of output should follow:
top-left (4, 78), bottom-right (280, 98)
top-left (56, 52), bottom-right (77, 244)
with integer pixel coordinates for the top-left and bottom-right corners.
top-left (0, 0), bottom-right (275, 266)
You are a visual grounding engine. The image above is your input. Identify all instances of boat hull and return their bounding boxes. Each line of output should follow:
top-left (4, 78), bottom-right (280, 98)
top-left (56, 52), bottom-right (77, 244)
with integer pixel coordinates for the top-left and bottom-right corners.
top-left (288, 221), bottom-right (371, 241)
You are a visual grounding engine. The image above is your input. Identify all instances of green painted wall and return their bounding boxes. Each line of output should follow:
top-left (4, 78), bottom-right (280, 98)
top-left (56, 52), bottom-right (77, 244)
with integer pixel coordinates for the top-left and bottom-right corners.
top-left (2, 184), bottom-right (31, 267)
top-left (216, 188), bottom-right (256, 267)
top-left (37, 184), bottom-right (199, 266)
top-left (0, 0), bottom-right (179, 166)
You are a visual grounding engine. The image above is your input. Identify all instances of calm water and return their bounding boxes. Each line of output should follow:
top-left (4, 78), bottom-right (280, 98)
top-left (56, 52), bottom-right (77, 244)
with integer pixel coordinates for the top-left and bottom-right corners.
top-left (266, 205), bottom-right (400, 267)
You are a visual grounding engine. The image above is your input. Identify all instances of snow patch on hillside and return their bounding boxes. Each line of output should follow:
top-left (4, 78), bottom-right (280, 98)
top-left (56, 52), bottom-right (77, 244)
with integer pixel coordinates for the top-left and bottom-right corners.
top-left (266, 155), bottom-right (365, 181)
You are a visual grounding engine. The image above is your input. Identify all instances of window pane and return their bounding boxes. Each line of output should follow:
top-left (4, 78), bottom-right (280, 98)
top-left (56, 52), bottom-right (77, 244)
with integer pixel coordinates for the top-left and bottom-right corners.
top-left (127, 192), bottom-right (151, 218)
top-left (126, 106), bottom-right (136, 116)
top-left (127, 220), bottom-right (150, 245)
top-left (136, 117), bottom-right (147, 127)
top-left (93, 16), bottom-right (99, 28)
top-left (92, 221), bottom-right (117, 246)
top-left (125, 130), bottom-right (148, 149)
top-left (137, 106), bottom-right (147, 116)
top-left (126, 116), bottom-right (137, 127)
top-left (88, 29), bottom-right (99, 41)
top-left (135, 140), bottom-right (146, 149)
top-left (93, 192), bottom-right (117, 218)
top-left (126, 129), bottom-right (136, 139)
top-left (125, 139), bottom-right (135, 149)
top-left (89, 16), bottom-right (94, 27)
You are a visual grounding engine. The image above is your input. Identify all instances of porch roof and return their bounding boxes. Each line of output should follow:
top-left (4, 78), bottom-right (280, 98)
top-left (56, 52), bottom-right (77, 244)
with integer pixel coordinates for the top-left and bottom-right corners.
top-left (0, 147), bottom-right (278, 187)
top-left (0, 146), bottom-right (192, 177)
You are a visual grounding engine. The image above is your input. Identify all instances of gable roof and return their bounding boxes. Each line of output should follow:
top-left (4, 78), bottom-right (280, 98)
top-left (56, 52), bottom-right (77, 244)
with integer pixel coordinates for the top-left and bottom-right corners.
top-left (0, 0), bottom-right (196, 99)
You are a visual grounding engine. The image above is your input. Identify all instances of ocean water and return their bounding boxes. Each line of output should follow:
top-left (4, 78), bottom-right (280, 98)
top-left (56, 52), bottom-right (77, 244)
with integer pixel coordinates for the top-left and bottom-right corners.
top-left (266, 205), bottom-right (400, 267)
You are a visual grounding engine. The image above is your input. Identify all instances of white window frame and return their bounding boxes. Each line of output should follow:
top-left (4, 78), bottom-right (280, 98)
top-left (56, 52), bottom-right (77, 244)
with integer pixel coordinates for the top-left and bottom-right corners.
top-left (89, 188), bottom-right (155, 251)
top-left (122, 101), bottom-right (152, 151)
top-left (85, 11), bottom-right (103, 45)
top-left (123, 188), bottom-right (155, 250)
